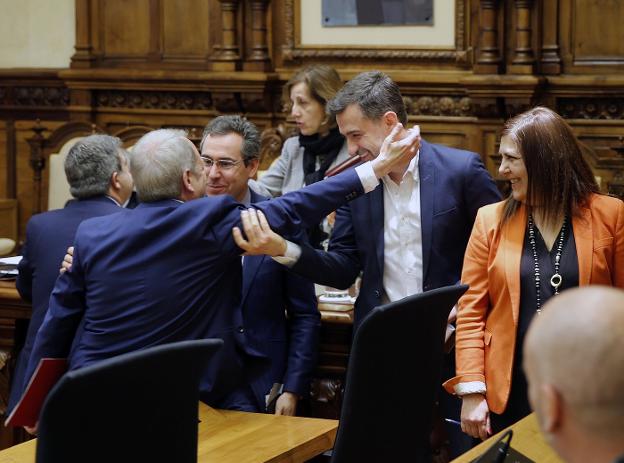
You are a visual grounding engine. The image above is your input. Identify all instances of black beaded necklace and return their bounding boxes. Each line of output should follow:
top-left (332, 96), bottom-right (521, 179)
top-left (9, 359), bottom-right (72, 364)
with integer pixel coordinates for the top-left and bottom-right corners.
top-left (527, 214), bottom-right (567, 314)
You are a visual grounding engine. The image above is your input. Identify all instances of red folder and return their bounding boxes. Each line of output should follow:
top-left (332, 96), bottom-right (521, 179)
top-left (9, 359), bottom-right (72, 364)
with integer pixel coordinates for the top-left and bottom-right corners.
top-left (4, 358), bottom-right (67, 428)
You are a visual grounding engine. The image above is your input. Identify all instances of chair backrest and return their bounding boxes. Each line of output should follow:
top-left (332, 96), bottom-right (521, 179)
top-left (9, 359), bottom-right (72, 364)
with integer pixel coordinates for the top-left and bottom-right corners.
top-left (36, 339), bottom-right (223, 463)
top-left (47, 137), bottom-right (83, 211)
top-left (331, 285), bottom-right (468, 463)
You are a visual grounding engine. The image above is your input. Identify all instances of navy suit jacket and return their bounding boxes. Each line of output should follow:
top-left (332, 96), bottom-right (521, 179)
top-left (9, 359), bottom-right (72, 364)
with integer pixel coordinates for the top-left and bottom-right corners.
top-left (292, 140), bottom-right (502, 328)
top-left (24, 169), bottom-right (364, 405)
top-left (243, 190), bottom-right (319, 410)
top-left (10, 196), bottom-right (121, 411)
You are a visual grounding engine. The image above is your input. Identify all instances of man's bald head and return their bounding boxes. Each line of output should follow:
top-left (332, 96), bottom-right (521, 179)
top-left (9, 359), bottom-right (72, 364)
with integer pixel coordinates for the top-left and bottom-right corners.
top-left (524, 286), bottom-right (624, 457)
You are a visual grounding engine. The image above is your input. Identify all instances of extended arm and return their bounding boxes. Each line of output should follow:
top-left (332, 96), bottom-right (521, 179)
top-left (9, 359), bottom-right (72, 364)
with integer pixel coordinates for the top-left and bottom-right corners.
top-left (23, 240), bottom-right (88, 387)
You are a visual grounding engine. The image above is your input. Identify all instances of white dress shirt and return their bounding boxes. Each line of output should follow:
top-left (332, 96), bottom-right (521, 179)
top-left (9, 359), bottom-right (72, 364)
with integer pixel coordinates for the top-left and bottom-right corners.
top-left (277, 157), bottom-right (424, 306)
top-left (380, 154), bottom-right (422, 303)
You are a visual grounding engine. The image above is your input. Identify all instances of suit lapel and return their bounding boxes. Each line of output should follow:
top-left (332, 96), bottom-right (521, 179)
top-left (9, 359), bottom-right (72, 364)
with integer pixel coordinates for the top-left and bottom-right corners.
top-left (368, 185), bottom-right (385, 281)
top-left (241, 255), bottom-right (264, 309)
top-left (418, 142), bottom-right (434, 281)
top-left (240, 189), bottom-right (268, 309)
top-left (503, 204), bottom-right (527, 326)
top-left (573, 205), bottom-right (593, 286)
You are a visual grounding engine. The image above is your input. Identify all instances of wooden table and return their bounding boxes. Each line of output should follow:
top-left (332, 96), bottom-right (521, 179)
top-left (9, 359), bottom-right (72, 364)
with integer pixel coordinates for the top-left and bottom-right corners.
top-left (0, 402), bottom-right (338, 463)
top-left (451, 413), bottom-right (564, 463)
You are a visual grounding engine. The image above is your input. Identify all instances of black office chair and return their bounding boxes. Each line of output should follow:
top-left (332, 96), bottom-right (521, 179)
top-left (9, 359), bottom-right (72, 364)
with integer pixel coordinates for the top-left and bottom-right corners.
top-left (35, 339), bottom-right (223, 463)
top-left (331, 284), bottom-right (468, 463)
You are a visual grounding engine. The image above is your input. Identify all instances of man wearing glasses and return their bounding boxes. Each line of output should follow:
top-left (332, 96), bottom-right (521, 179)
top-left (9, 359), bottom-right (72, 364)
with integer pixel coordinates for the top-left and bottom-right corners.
top-left (199, 116), bottom-right (320, 415)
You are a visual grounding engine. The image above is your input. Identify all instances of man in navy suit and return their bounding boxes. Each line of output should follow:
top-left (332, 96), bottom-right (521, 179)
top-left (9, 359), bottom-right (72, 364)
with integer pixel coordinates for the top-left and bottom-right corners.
top-left (201, 115), bottom-right (319, 415)
top-left (24, 125), bottom-right (419, 414)
top-left (235, 71), bottom-right (502, 457)
top-left (9, 135), bottom-right (133, 412)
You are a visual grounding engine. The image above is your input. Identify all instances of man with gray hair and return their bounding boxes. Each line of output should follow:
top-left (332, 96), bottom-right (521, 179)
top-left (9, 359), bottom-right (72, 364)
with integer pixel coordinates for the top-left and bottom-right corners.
top-left (10, 134), bottom-right (133, 412)
top-left (24, 124), bottom-right (419, 412)
top-left (524, 286), bottom-right (624, 463)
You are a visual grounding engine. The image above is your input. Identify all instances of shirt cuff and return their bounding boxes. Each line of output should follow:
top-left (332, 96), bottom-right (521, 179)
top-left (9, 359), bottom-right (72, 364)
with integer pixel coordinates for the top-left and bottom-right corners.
top-left (272, 240), bottom-right (301, 267)
top-left (455, 381), bottom-right (487, 396)
top-left (355, 162), bottom-right (379, 193)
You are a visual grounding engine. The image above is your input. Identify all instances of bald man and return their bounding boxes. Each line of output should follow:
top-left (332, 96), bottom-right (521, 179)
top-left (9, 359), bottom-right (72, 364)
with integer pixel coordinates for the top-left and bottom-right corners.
top-left (523, 286), bottom-right (624, 463)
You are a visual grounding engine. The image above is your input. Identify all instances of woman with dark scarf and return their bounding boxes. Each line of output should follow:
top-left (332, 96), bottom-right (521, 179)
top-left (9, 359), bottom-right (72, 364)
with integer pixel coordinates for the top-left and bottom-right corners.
top-left (255, 65), bottom-right (349, 247)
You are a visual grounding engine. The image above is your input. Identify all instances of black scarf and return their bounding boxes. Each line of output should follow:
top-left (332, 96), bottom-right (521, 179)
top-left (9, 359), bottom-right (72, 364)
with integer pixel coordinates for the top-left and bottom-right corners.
top-left (299, 127), bottom-right (344, 185)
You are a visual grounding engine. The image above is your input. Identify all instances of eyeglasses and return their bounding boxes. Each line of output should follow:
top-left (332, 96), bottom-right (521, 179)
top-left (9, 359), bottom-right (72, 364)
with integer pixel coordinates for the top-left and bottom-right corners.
top-left (201, 156), bottom-right (243, 170)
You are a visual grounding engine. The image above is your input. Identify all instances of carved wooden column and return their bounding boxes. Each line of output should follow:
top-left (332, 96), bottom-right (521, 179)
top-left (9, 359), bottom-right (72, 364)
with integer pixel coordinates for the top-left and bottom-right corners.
top-left (71, 0), bottom-right (95, 68)
top-left (26, 122), bottom-right (47, 215)
top-left (212, 0), bottom-right (242, 71)
top-left (540, 0), bottom-right (562, 74)
top-left (510, 0), bottom-right (536, 74)
top-left (474, 0), bottom-right (502, 74)
top-left (244, 0), bottom-right (272, 71)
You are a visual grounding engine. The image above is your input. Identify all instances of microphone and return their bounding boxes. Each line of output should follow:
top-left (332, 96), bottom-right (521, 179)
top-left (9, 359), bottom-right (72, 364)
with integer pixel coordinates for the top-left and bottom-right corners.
top-left (494, 429), bottom-right (513, 463)
top-left (473, 429), bottom-right (513, 463)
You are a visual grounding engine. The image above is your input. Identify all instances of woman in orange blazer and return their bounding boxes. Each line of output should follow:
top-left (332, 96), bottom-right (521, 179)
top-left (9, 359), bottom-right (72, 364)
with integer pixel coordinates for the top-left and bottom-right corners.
top-left (443, 107), bottom-right (624, 440)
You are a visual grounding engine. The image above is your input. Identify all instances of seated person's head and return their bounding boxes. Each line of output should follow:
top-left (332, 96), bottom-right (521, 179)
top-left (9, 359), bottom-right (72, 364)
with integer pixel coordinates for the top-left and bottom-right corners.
top-left (327, 71), bottom-right (408, 160)
top-left (284, 64), bottom-right (343, 137)
top-left (524, 286), bottom-right (624, 463)
top-left (199, 116), bottom-right (260, 202)
top-left (131, 129), bottom-right (206, 202)
top-left (65, 134), bottom-right (134, 206)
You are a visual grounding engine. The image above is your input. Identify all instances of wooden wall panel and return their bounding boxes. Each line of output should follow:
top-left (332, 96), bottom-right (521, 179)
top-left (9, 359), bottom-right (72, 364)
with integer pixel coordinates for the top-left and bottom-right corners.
top-left (1, 0), bottom-right (623, 242)
top-left (571, 0), bottom-right (624, 63)
top-left (101, 0), bottom-right (152, 57)
top-left (162, 0), bottom-right (210, 59)
top-left (0, 122), bottom-right (6, 198)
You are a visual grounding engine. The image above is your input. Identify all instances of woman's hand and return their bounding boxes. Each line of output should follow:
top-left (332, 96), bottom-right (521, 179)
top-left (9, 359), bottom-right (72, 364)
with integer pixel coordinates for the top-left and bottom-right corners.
top-left (460, 393), bottom-right (491, 440)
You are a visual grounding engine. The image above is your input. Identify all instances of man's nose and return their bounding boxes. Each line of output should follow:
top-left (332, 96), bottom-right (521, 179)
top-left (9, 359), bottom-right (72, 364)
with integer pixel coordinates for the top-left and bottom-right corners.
top-left (347, 140), bottom-right (359, 156)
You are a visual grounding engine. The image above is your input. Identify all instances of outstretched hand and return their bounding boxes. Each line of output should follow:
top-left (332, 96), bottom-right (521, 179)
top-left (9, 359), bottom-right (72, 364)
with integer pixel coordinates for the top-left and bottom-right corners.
top-left (232, 209), bottom-right (287, 257)
top-left (59, 246), bottom-right (74, 274)
top-left (371, 123), bottom-right (421, 178)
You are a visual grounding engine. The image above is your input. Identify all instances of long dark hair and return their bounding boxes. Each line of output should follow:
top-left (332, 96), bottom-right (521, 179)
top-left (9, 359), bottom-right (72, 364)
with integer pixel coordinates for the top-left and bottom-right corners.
top-left (501, 107), bottom-right (599, 225)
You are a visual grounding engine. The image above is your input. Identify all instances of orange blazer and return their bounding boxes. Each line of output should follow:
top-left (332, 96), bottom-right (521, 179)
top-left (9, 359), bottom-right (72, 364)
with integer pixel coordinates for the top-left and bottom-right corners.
top-left (443, 193), bottom-right (624, 414)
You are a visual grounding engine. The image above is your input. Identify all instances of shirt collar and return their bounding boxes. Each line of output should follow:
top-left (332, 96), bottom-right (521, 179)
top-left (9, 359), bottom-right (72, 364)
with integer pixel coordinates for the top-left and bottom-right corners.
top-left (105, 195), bottom-right (122, 207)
top-left (241, 188), bottom-right (252, 207)
top-left (382, 149), bottom-right (420, 187)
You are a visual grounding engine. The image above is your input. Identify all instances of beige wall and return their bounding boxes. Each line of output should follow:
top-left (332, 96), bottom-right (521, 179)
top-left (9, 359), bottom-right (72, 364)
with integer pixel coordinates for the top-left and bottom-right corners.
top-left (0, 0), bottom-right (75, 68)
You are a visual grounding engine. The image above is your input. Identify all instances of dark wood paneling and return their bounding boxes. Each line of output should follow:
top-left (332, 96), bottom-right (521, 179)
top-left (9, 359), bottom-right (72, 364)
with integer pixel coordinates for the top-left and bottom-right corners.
top-left (101, 0), bottom-right (152, 57)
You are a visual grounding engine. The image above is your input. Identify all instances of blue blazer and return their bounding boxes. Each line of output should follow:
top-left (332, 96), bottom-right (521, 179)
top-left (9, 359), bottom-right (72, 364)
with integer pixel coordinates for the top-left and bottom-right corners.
top-left (292, 140), bottom-right (502, 327)
top-left (243, 190), bottom-right (320, 410)
top-left (24, 169), bottom-right (364, 406)
top-left (10, 196), bottom-right (121, 411)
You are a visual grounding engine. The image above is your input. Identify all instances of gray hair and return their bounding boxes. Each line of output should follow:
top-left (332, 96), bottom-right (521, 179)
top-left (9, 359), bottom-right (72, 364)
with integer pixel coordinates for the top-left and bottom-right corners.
top-left (65, 134), bottom-right (128, 199)
top-left (131, 129), bottom-right (200, 202)
top-left (327, 71), bottom-right (408, 125)
top-left (200, 115), bottom-right (260, 164)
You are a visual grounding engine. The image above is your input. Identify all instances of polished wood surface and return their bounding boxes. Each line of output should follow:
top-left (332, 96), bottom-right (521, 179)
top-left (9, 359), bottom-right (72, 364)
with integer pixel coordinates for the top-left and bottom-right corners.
top-left (451, 413), bottom-right (564, 463)
top-left (197, 403), bottom-right (337, 462)
top-left (0, 402), bottom-right (337, 463)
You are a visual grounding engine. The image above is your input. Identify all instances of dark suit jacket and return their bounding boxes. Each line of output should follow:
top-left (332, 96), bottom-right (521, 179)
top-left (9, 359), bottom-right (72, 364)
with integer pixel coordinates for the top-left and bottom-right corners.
top-left (292, 140), bottom-right (502, 328)
top-left (9, 196), bottom-right (121, 411)
top-left (24, 169), bottom-right (364, 406)
top-left (243, 190), bottom-right (319, 409)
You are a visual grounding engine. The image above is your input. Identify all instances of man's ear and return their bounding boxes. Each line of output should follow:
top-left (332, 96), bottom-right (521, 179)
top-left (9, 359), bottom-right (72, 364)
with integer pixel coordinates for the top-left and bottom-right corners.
top-left (110, 171), bottom-right (122, 192)
top-left (539, 384), bottom-right (563, 433)
top-left (382, 111), bottom-right (399, 130)
top-left (181, 169), bottom-right (195, 195)
top-left (246, 158), bottom-right (259, 179)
